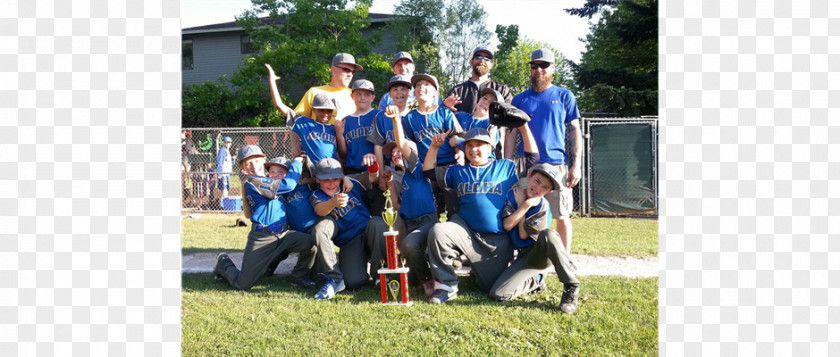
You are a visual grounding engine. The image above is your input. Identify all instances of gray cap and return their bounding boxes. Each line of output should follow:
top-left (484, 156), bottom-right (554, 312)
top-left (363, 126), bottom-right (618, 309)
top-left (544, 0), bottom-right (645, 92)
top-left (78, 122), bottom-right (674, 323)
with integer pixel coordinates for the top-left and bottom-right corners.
top-left (462, 127), bottom-right (493, 146)
top-left (473, 46), bottom-right (493, 59)
top-left (351, 79), bottom-right (375, 93)
top-left (314, 158), bottom-right (345, 180)
top-left (528, 163), bottom-right (563, 191)
top-left (386, 75), bottom-right (412, 91)
top-left (312, 92), bottom-right (337, 110)
top-left (264, 157), bottom-right (290, 170)
top-left (410, 73), bottom-right (439, 91)
top-left (479, 87), bottom-right (502, 101)
top-left (391, 51), bottom-right (414, 66)
top-left (236, 145), bottom-right (266, 165)
top-left (331, 53), bottom-right (363, 71)
top-left (529, 48), bottom-right (555, 64)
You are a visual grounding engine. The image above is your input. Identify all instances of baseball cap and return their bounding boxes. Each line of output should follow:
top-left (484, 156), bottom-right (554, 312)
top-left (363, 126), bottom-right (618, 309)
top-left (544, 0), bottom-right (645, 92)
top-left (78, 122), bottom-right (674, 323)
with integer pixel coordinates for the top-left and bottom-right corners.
top-left (351, 79), bottom-right (375, 94)
top-left (479, 87), bottom-right (502, 101)
top-left (411, 73), bottom-right (439, 91)
top-left (462, 127), bottom-right (493, 146)
top-left (473, 46), bottom-right (493, 60)
top-left (264, 157), bottom-right (291, 170)
top-left (314, 158), bottom-right (345, 180)
top-left (391, 51), bottom-right (414, 66)
top-left (386, 75), bottom-right (412, 91)
top-left (331, 53), bottom-right (363, 71)
top-left (236, 145), bottom-right (266, 165)
top-left (528, 163), bottom-right (563, 191)
top-left (312, 92), bottom-right (337, 110)
top-left (529, 48), bottom-right (555, 64)
top-left (223, 136), bottom-right (232, 143)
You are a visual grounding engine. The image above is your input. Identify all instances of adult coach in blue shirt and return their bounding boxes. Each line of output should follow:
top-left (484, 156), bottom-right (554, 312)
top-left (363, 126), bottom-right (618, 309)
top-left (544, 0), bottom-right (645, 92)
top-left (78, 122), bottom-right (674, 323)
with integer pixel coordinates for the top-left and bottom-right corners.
top-left (506, 48), bottom-right (582, 255)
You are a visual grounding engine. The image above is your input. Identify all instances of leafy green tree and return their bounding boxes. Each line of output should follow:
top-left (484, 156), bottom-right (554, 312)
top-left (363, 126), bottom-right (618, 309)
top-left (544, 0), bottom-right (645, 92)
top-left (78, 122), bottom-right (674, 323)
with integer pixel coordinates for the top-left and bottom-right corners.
top-left (438, 0), bottom-right (491, 90)
top-left (494, 24), bottom-right (519, 60)
top-left (386, 0), bottom-right (446, 79)
top-left (182, 79), bottom-right (237, 127)
top-left (565, 0), bottom-right (657, 116)
top-left (227, 0), bottom-right (390, 126)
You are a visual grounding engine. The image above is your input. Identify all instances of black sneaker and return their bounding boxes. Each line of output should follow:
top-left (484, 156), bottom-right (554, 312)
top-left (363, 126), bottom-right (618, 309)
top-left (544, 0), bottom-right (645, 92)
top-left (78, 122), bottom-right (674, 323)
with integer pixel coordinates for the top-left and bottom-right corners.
top-left (559, 284), bottom-right (579, 314)
top-left (292, 278), bottom-right (318, 289)
top-left (213, 253), bottom-right (231, 280)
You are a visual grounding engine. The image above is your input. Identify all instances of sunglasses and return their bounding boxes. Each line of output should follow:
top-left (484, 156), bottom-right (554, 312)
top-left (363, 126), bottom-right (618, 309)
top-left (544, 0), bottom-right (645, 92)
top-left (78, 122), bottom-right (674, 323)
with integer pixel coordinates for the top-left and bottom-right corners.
top-left (473, 54), bottom-right (492, 61)
top-left (336, 66), bottom-right (355, 74)
top-left (530, 62), bottom-right (552, 70)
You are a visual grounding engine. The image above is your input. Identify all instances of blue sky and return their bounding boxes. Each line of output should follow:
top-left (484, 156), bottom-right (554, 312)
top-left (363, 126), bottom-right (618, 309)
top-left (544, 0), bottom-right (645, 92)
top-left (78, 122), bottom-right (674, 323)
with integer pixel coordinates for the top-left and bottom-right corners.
top-left (181, 0), bottom-right (597, 63)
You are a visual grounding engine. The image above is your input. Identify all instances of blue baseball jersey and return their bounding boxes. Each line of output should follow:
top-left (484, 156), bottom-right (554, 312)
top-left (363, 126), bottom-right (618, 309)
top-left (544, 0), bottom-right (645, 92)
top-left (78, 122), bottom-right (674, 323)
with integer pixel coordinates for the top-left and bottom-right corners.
top-left (403, 106), bottom-right (459, 164)
top-left (502, 189), bottom-right (551, 248)
top-left (310, 178), bottom-right (371, 246)
top-left (512, 85), bottom-right (580, 164)
top-left (443, 159), bottom-right (518, 234)
top-left (341, 109), bottom-right (379, 171)
top-left (455, 112), bottom-right (497, 158)
top-left (397, 151), bottom-right (437, 221)
top-left (283, 183), bottom-right (319, 232)
top-left (244, 160), bottom-right (303, 227)
top-left (291, 115), bottom-right (338, 163)
top-left (366, 110), bottom-right (407, 162)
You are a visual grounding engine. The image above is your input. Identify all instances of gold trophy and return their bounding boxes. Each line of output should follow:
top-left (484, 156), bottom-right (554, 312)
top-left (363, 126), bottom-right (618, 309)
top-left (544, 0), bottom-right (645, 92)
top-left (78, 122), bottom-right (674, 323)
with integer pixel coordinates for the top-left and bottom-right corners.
top-left (377, 189), bottom-right (412, 306)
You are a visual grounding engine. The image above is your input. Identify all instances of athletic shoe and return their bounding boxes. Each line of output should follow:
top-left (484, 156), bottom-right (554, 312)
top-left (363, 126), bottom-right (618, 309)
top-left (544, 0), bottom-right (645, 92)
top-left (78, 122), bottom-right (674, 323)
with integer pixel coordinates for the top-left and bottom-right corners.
top-left (429, 289), bottom-right (457, 304)
top-left (559, 284), bottom-right (580, 314)
top-left (212, 253), bottom-right (231, 280)
top-left (422, 280), bottom-right (436, 298)
top-left (533, 273), bottom-right (547, 293)
top-left (315, 274), bottom-right (346, 300)
top-left (292, 278), bottom-right (318, 289)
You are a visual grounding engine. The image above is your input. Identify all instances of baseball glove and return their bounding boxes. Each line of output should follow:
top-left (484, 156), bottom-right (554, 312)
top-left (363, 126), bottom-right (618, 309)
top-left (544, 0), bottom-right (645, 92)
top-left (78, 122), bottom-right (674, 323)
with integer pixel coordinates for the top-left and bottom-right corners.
top-left (488, 101), bottom-right (530, 128)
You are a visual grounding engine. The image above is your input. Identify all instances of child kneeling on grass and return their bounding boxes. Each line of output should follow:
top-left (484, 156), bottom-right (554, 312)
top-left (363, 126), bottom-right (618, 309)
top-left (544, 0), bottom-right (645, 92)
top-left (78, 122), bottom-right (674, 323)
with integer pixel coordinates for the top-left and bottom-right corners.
top-left (489, 163), bottom-right (581, 314)
top-left (310, 158), bottom-right (389, 298)
top-left (213, 146), bottom-right (317, 292)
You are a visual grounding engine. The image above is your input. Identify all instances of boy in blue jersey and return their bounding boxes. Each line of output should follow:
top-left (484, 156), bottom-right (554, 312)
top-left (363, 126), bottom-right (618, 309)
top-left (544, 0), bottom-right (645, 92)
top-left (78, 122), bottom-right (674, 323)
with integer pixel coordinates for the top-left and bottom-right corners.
top-left (450, 87), bottom-right (501, 159)
top-left (367, 75), bottom-right (412, 175)
top-left (310, 158), bottom-right (389, 297)
top-left (422, 122), bottom-right (539, 304)
top-left (335, 79), bottom-right (379, 176)
top-left (402, 73), bottom-right (464, 216)
top-left (489, 163), bottom-right (581, 314)
top-left (259, 157), bottom-right (344, 295)
top-left (212, 146), bottom-right (317, 292)
top-left (266, 64), bottom-right (338, 177)
top-left (381, 109), bottom-right (440, 297)
top-left (377, 51), bottom-right (417, 110)
top-left (504, 49), bottom-right (583, 255)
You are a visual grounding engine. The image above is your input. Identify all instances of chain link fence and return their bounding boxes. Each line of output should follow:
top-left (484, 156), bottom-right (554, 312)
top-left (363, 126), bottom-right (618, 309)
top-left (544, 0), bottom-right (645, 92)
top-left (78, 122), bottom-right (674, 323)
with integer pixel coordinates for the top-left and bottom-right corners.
top-left (181, 127), bottom-right (293, 212)
top-left (181, 117), bottom-right (658, 217)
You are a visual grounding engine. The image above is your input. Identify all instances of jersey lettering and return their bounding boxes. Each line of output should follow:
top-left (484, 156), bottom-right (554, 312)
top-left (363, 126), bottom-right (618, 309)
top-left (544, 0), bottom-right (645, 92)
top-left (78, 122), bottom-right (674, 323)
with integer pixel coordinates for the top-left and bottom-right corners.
top-left (344, 126), bottom-right (372, 143)
top-left (284, 190), bottom-right (306, 204)
top-left (330, 197), bottom-right (362, 219)
top-left (306, 131), bottom-right (336, 143)
top-left (456, 181), bottom-right (503, 196)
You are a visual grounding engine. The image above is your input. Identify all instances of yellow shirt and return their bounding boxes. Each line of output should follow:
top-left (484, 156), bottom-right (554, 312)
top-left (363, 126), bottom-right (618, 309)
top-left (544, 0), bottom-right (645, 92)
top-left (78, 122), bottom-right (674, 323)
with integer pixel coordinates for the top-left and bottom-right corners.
top-left (294, 85), bottom-right (355, 124)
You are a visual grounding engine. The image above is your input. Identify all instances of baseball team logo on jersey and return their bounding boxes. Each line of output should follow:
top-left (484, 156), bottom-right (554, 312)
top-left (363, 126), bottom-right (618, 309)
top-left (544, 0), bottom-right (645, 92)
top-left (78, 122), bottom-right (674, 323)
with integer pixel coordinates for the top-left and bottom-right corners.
top-left (306, 131), bottom-right (336, 143)
top-left (457, 181), bottom-right (504, 196)
top-left (331, 197), bottom-right (363, 219)
top-left (284, 190), bottom-right (306, 204)
top-left (344, 126), bottom-right (372, 143)
top-left (413, 127), bottom-right (446, 142)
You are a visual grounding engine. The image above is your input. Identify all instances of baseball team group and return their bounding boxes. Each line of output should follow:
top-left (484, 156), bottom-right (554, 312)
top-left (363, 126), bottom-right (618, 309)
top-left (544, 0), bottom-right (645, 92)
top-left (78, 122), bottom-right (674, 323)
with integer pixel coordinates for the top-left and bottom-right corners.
top-left (210, 46), bottom-right (583, 314)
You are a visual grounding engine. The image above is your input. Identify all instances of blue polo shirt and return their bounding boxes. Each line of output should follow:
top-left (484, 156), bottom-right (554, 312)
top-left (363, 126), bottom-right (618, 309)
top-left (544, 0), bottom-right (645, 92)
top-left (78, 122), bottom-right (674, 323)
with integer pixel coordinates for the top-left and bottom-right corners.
top-left (291, 115), bottom-right (338, 164)
top-left (512, 85), bottom-right (580, 164)
top-left (443, 158), bottom-right (517, 234)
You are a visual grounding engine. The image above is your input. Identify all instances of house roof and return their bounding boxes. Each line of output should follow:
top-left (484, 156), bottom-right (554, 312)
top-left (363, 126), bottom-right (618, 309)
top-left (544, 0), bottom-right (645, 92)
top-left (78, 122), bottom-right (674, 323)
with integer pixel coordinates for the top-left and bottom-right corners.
top-left (182, 13), bottom-right (394, 35)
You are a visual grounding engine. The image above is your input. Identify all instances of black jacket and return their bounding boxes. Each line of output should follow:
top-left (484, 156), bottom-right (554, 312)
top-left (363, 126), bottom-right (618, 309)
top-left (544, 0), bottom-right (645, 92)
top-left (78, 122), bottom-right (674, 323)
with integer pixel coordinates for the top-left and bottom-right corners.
top-left (445, 79), bottom-right (513, 114)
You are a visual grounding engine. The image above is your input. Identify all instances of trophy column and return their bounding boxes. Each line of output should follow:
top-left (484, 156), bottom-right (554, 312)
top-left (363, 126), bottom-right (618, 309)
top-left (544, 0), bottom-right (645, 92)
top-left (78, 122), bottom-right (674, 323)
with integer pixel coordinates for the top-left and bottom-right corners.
top-left (377, 189), bottom-right (412, 306)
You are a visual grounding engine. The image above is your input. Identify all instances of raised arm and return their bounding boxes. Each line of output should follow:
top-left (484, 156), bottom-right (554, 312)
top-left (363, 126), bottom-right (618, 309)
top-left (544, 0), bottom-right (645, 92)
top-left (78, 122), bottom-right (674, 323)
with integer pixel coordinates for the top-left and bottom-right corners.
top-left (265, 64), bottom-right (296, 119)
top-left (386, 105), bottom-right (413, 160)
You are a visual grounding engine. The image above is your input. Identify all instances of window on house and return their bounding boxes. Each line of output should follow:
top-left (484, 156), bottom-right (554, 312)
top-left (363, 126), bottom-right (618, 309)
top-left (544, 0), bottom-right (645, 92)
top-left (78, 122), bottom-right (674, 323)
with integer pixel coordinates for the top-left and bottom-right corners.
top-left (182, 39), bottom-right (193, 70)
top-left (240, 35), bottom-right (254, 54)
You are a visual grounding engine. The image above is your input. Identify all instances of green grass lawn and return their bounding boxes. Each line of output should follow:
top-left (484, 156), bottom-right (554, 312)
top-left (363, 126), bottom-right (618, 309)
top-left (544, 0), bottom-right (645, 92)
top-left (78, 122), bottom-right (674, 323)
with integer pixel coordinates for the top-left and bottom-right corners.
top-left (182, 215), bottom-right (658, 257)
top-left (182, 274), bottom-right (657, 357)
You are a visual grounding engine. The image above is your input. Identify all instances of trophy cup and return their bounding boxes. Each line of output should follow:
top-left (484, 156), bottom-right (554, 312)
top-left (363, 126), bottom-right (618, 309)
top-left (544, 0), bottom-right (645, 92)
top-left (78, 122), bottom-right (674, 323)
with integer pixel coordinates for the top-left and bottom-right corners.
top-left (377, 189), bottom-right (412, 306)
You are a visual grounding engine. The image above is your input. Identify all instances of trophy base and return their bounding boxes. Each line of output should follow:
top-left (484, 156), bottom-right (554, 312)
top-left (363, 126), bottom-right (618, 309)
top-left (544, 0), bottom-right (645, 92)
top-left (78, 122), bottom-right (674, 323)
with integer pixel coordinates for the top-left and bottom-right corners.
top-left (377, 267), bottom-right (412, 306)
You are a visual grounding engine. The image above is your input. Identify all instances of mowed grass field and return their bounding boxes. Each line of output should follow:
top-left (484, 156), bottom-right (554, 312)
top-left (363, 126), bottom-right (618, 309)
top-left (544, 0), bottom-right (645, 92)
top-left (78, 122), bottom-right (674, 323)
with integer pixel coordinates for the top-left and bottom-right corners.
top-left (181, 214), bottom-right (658, 356)
top-left (182, 214), bottom-right (658, 257)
